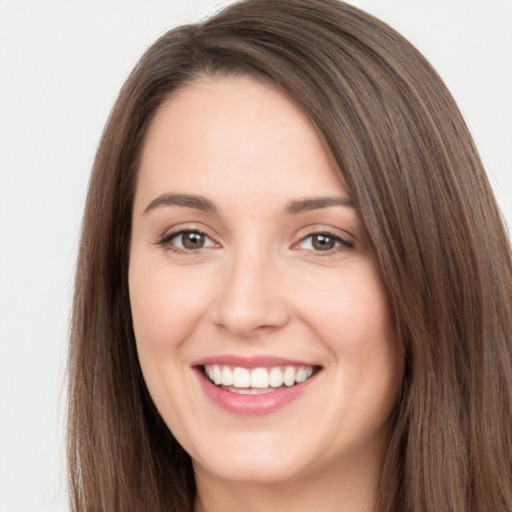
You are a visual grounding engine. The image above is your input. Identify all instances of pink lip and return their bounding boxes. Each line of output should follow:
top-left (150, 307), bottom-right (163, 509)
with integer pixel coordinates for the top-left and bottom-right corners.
top-left (192, 354), bottom-right (317, 369)
top-left (193, 363), bottom-right (321, 416)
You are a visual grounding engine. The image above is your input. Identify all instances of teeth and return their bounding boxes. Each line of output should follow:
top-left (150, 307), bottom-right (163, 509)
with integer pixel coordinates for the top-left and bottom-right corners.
top-left (296, 367), bottom-right (313, 383)
top-left (204, 364), bottom-right (316, 389)
top-left (283, 366), bottom-right (295, 386)
top-left (222, 366), bottom-right (233, 386)
top-left (229, 387), bottom-right (276, 395)
top-left (212, 365), bottom-right (222, 385)
top-left (269, 367), bottom-right (284, 387)
top-left (251, 368), bottom-right (269, 388)
top-left (232, 367), bottom-right (250, 388)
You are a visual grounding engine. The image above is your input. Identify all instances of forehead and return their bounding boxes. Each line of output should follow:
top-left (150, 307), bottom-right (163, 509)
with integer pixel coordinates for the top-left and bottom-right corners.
top-left (135, 75), bottom-right (346, 212)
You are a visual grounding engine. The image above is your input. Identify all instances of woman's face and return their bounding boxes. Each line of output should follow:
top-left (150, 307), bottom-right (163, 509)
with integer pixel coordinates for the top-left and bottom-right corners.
top-left (129, 75), bottom-right (399, 486)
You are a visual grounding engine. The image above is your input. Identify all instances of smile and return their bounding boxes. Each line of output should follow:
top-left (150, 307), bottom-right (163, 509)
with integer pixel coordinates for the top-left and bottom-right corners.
top-left (194, 358), bottom-right (322, 415)
top-left (203, 364), bottom-right (315, 394)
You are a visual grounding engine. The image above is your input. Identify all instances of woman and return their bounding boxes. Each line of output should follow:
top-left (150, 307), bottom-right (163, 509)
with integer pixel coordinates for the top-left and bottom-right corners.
top-left (68, 0), bottom-right (512, 511)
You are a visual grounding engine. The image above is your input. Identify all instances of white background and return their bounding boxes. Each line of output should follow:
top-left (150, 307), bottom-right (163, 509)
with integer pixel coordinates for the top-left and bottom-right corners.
top-left (0, 1), bottom-right (510, 511)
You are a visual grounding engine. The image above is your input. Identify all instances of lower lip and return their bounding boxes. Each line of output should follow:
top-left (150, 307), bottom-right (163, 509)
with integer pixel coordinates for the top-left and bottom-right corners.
top-left (195, 368), bottom-right (319, 416)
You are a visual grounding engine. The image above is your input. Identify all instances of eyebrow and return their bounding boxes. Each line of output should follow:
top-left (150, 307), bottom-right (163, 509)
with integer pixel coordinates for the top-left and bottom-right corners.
top-left (143, 193), bottom-right (353, 215)
top-left (143, 193), bottom-right (218, 214)
top-left (284, 196), bottom-right (354, 215)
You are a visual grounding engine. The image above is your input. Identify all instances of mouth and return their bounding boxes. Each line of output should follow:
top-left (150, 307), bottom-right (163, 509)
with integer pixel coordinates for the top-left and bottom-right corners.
top-left (193, 358), bottom-right (322, 415)
top-left (201, 364), bottom-right (319, 394)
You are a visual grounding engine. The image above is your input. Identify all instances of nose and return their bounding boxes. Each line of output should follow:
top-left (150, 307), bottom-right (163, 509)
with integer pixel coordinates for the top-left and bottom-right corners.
top-left (210, 250), bottom-right (290, 338)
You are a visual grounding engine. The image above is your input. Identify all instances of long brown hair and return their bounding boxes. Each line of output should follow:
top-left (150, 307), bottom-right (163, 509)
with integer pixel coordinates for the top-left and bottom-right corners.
top-left (68, 0), bottom-right (512, 510)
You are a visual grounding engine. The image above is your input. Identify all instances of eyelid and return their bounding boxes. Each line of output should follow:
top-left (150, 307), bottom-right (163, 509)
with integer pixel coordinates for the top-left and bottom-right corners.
top-left (155, 225), bottom-right (221, 253)
top-left (153, 224), bottom-right (355, 255)
top-left (291, 228), bottom-right (355, 253)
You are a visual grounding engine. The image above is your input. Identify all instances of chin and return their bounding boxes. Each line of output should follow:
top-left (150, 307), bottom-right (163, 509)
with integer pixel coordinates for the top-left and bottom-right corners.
top-left (194, 451), bottom-right (312, 485)
top-left (186, 425), bottom-right (341, 486)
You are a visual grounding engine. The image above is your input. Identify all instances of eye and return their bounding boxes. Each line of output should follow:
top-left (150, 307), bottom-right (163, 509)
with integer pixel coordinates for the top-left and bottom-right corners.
top-left (295, 232), bottom-right (354, 252)
top-left (160, 230), bottom-right (218, 251)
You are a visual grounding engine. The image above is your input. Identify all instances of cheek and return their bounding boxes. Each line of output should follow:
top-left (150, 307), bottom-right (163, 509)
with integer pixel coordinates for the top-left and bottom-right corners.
top-left (129, 261), bottom-right (211, 354)
top-left (332, 281), bottom-right (398, 443)
top-left (302, 266), bottom-right (395, 351)
top-left (301, 266), bottom-right (399, 408)
top-left (128, 261), bottom-right (206, 424)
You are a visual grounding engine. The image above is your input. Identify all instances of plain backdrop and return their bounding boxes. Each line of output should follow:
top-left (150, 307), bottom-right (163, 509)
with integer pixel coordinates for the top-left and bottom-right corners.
top-left (0, 1), bottom-right (511, 511)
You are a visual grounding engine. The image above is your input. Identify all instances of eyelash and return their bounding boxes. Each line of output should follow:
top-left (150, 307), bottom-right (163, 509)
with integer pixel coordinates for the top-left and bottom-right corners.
top-left (293, 230), bottom-right (355, 254)
top-left (156, 228), bottom-right (354, 256)
top-left (156, 229), bottom-right (217, 254)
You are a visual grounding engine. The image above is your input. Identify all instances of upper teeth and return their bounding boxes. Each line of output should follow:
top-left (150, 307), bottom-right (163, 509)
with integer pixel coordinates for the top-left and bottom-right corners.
top-left (204, 364), bottom-right (314, 388)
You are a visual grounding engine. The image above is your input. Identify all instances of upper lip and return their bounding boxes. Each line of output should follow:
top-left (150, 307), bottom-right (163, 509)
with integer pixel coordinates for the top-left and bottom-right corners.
top-left (191, 355), bottom-right (320, 369)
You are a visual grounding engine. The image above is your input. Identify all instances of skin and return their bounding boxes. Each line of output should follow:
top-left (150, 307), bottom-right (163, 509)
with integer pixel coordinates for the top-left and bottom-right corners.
top-left (129, 75), bottom-right (400, 512)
